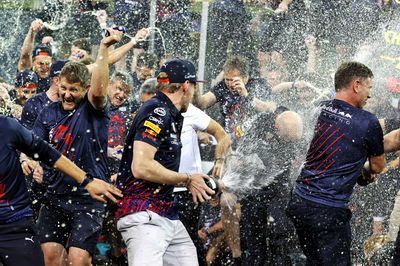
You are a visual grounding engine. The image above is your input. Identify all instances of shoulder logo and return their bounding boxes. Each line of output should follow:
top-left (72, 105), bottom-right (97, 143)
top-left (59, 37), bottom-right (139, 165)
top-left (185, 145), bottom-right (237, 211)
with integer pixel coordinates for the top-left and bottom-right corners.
top-left (154, 107), bottom-right (166, 116)
top-left (144, 120), bottom-right (161, 134)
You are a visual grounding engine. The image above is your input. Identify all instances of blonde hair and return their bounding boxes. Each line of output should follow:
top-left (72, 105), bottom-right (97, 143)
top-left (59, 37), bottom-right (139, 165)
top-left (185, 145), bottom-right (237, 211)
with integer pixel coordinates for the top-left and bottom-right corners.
top-left (156, 72), bottom-right (182, 93)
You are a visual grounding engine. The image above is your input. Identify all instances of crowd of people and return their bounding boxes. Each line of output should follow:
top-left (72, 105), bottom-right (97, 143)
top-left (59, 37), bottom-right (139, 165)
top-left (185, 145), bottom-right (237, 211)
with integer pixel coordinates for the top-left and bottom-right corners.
top-left (2, 0), bottom-right (400, 266)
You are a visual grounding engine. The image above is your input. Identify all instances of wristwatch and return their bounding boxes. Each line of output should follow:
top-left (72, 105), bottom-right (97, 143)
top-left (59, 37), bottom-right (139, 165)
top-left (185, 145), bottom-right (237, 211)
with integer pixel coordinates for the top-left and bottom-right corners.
top-left (80, 173), bottom-right (94, 187)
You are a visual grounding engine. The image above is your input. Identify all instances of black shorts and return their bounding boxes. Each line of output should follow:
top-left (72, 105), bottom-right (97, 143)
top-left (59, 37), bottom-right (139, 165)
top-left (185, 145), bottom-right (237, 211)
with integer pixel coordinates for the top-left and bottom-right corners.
top-left (37, 202), bottom-right (104, 255)
top-left (0, 217), bottom-right (44, 266)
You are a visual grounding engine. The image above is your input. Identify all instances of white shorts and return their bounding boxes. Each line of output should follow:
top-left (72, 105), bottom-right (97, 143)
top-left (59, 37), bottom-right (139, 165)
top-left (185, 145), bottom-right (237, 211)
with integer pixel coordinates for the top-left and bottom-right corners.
top-left (117, 210), bottom-right (199, 266)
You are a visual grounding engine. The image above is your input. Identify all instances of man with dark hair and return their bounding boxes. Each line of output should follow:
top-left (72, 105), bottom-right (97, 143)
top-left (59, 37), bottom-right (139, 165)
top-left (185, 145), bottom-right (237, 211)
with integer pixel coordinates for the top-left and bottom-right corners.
top-left (286, 61), bottom-right (386, 265)
top-left (0, 115), bottom-right (121, 266)
top-left (193, 55), bottom-right (276, 144)
top-left (135, 52), bottom-right (158, 84)
top-left (29, 28), bottom-right (134, 266)
top-left (69, 38), bottom-right (92, 61)
top-left (129, 51), bottom-right (159, 112)
top-left (116, 58), bottom-right (215, 266)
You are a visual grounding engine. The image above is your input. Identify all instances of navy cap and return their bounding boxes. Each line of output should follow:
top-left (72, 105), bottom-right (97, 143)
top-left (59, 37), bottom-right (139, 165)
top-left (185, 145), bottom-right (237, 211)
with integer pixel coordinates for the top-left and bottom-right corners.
top-left (32, 45), bottom-right (52, 58)
top-left (50, 59), bottom-right (69, 78)
top-left (158, 58), bottom-right (206, 84)
top-left (15, 70), bottom-right (38, 88)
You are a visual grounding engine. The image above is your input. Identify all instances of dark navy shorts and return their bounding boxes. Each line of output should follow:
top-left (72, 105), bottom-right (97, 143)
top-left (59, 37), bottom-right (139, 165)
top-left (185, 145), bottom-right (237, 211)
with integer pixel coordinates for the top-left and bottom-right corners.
top-left (0, 217), bottom-right (44, 266)
top-left (37, 202), bottom-right (104, 255)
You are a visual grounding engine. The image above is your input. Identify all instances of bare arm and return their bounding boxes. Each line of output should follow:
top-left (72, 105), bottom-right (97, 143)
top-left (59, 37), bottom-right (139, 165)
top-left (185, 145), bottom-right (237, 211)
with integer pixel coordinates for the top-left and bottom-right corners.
top-left (89, 28), bottom-right (123, 110)
top-left (109, 28), bottom-right (148, 66)
top-left (192, 91), bottom-right (217, 110)
top-left (369, 154), bottom-right (386, 174)
top-left (53, 155), bottom-right (122, 203)
top-left (132, 141), bottom-right (214, 202)
top-left (253, 98), bottom-right (277, 112)
top-left (384, 129), bottom-right (400, 153)
top-left (271, 82), bottom-right (293, 94)
top-left (18, 19), bottom-right (43, 71)
top-left (205, 119), bottom-right (231, 177)
top-left (304, 35), bottom-right (320, 74)
top-left (379, 119), bottom-right (386, 134)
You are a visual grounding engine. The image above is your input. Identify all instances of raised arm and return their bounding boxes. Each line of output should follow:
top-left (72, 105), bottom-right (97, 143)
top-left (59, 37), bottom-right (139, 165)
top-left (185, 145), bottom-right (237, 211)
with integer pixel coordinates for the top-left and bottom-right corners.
top-left (109, 29), bottom-right (148, 65)
top-left (18, 19), bottom-right (43, 71)
top-left (192, 90), bottom-right (217, 110)
top-left (87, 28), bottom-right (148, 73)
top-left (89, 28), bottom-right (123, 110)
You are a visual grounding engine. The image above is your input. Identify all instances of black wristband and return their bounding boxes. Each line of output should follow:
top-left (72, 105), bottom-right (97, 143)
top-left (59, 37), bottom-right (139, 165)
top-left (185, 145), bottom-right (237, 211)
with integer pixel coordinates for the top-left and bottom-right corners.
top-left (80, 173), bottom-right (94, 187)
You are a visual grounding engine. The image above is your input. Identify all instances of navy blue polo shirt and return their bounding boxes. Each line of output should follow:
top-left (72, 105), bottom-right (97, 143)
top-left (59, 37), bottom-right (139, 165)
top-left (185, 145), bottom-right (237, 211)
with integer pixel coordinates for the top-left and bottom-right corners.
top-left (0, 115), bottom-right (61, 223)
top-left (116, 91), bottom-right (184, 220)
top-left (211, 78), bottom-right (271, 139)
top-left (37, 76), bottom-right (50, 94)
top-left (21, 92), bottom-right (52, 130)
top-left (32, 95), bottom-right (110, 199)
top-left (294, 99), bottom-right (384, 208)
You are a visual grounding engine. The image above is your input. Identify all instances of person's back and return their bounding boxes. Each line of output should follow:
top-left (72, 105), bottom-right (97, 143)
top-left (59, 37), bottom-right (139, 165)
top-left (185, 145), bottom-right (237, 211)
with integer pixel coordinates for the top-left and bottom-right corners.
top-left (294, 99), bottom-right (384, 207)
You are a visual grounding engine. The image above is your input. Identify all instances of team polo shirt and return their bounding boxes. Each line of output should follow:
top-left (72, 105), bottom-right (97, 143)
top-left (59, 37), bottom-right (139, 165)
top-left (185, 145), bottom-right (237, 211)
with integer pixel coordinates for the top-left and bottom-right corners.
top-left (108, 102), bottom-right (132, 174)
top-left (0, 116), bottom-right (61, 223)
top-left (33, 95), bottom-right (110, 197)
top-left (37, 76), bottom-right (50, 94)
top-left (116, 91), bottom-right (184, 220)
top-left (21, 92), bottom-right (52, 130)
top-left (108, 103), bottom-right (131, 148)
top-left (294, 99), bottom-right (384, 208)
top-left (211, 78), bottom-right (271, 141)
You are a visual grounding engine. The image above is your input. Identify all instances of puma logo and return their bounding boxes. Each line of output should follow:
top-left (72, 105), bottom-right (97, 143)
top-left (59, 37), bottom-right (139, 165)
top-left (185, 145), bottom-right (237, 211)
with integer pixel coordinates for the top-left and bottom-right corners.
top-left (25, 236), bottom-right (34, 243)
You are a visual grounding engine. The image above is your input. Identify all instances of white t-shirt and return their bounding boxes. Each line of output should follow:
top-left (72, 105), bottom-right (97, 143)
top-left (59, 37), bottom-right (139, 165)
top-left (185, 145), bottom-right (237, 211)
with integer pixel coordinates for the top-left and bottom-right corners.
top-left (179, 103), bottom-right (211, 174)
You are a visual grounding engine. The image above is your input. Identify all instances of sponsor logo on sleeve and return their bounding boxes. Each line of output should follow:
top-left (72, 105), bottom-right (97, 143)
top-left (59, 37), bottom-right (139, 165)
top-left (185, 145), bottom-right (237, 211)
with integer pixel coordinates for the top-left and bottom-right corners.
top-left (144, 120), bottom-right (161, 134)
top-left (141, 132), bottom-right (156, 140)
top-left (149, 116), bottom-right (164, 125)
top-left (145, 129), bottom-right (158, 136)
top-left (154, 107), bottom-right (166, 116)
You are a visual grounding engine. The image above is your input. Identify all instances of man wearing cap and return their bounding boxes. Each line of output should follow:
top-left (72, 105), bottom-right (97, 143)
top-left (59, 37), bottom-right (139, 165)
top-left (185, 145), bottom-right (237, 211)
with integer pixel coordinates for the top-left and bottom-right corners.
top-left (11, 70), bottom-right (38, 107)
top-left (115, 58), bottom-right (215, 266)
top-left (18, 19), bottom-right (52, 93)
top-left (21, 60), bottom-right (68, 130)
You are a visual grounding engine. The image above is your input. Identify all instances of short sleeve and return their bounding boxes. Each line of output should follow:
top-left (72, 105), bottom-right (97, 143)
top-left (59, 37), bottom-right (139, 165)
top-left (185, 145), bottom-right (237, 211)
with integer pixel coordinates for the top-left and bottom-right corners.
top-left (365, 115), bottom-right (384, 157)
top-left (134, 105), bottom-right (171, 149)
top-left (33, 108), bottom-right (50, 141)
top-left (210, 82), bottom-right (225, 103)
top-left (9, 117), bottom-right (61, 165)
top-left (20, 99), bottom-right (37, 130)
top-left (184, 104), bottom-right (211, 131)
